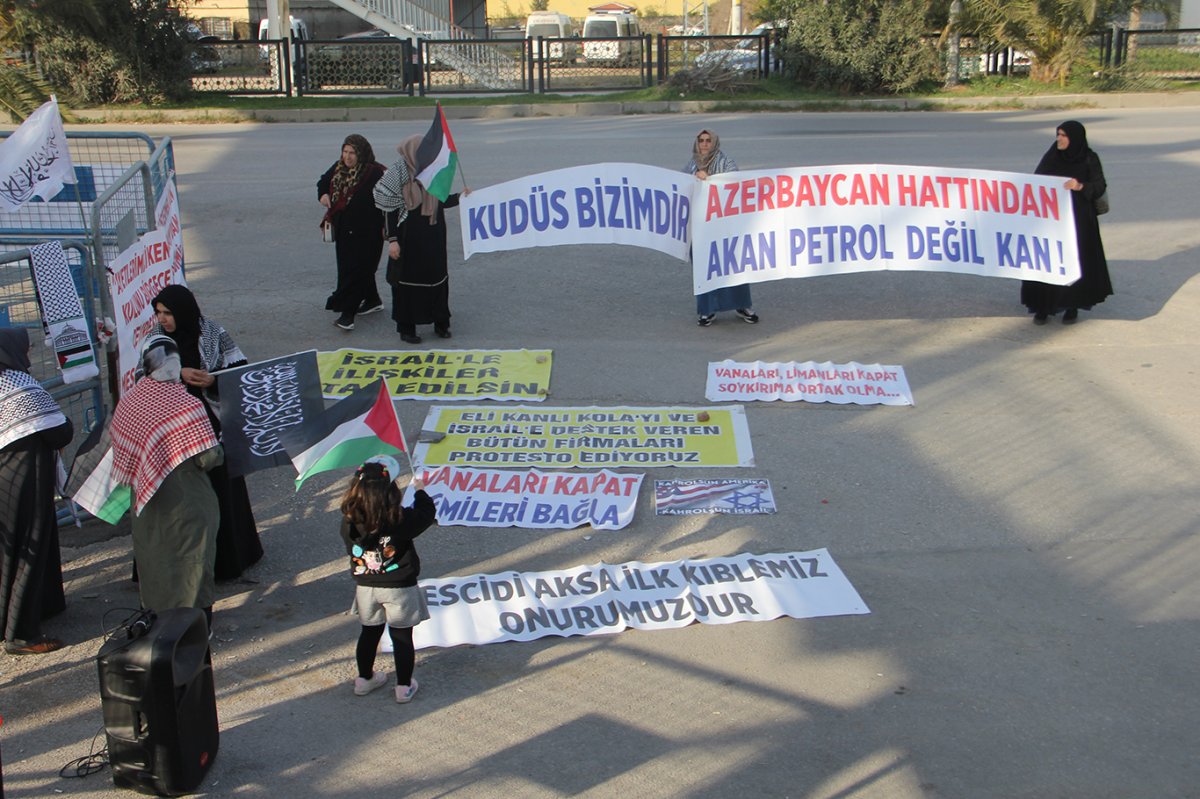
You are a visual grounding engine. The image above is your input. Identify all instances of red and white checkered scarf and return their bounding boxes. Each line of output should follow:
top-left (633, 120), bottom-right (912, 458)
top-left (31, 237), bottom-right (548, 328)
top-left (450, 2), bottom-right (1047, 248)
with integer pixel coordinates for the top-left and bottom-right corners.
top-left (109, 378), bottom-right (219, 515)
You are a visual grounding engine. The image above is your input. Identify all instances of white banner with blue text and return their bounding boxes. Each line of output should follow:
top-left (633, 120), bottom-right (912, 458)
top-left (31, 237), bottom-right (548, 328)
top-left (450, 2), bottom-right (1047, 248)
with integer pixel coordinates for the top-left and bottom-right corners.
top-left (410, 549), bottom-right (869, 649)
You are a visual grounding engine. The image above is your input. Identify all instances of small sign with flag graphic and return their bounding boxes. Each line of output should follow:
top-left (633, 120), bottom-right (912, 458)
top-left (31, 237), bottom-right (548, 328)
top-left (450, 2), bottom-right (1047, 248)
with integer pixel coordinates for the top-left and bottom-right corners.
top-left (279, 379), bottom-right (408, 489)
top-left (415, 103), bottom-right (458, 202)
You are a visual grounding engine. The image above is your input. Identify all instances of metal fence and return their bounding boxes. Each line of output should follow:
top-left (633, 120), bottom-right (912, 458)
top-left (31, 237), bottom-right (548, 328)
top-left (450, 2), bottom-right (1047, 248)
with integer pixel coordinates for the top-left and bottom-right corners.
top-left (1113, 27), bottom-right (1200, 78)
top-left (189, 39), bottom-right (290, 95)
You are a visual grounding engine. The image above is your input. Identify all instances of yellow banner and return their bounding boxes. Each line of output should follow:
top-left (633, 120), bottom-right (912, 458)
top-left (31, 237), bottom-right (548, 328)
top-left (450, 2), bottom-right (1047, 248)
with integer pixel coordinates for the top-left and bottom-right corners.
top-left (413, 405), bottom-right (755, 468)
top-left (317, 348), bottom-right (552, 401)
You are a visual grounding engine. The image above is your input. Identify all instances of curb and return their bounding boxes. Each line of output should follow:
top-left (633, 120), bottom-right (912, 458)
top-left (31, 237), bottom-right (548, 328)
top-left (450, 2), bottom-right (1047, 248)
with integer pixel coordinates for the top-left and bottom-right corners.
top-left (71, 91), bottom-right (1200, 124)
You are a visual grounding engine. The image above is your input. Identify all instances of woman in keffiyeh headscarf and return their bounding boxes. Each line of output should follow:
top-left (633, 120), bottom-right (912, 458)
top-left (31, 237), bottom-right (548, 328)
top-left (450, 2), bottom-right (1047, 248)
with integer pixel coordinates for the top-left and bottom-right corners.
top-left (318, 134), bottom-right (387, 331)
top-left (151, 284), bottom-right (262, 582)
top-left (0, 328), bottom-right (73, 654)
top-left (1022, 120), bottom-right (1113, 325)
top-left (373, 134), bottom-right (467, 345)
top-left (684, 129), bottom-right (759, 328)
top-left (109, 335), bottom-right (223, 624)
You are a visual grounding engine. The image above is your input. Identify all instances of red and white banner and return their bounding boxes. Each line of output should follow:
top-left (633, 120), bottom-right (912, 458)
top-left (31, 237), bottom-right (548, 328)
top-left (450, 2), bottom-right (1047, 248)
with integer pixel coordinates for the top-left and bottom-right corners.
top-left (408, 465), bottom-right (643, 530)
top-left (706, 360), bottom-right (914, 406)
top-left (692, 163), bottom-right (1081, 294)
top-left (412, 548), bottom-right (869, 649)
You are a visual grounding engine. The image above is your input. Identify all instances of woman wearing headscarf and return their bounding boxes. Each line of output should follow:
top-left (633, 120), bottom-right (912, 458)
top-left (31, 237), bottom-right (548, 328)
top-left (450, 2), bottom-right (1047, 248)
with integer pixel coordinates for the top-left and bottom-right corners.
top-left (373, 135), bottom-right (467, 345)
top-left (151, 284), bottom-right (263, 581)
top-left (0, 328), bottom-right (72, 654)
top-left (110, 335), bottom-right (223, 625)
top-left (685, 129), bottom-right (758, 327)
top-left (318, 134), bottom-right (387, 331)
top-left (1022, 120), bottom-right (1113, 325)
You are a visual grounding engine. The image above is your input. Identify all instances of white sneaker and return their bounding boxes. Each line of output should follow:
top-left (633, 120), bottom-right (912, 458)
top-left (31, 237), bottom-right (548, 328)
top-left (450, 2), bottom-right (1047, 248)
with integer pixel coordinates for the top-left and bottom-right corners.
top-left (395, 677), bottom-right (419, 704)
top-left (353, 671), bottom-right (388, 696)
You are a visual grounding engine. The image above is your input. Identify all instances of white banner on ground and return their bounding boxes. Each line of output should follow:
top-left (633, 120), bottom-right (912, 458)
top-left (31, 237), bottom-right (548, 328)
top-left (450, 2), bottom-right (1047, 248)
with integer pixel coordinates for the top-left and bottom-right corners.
top-left (692, 163), bottom-right (1081, 294)
top-left (408, 465), bottom-right (643, 530)
top-left (412, 548), bottom-right (869, 649)
top-left (706, 360), bottom-right (914, 406)
top-left (108, 227), bottom-right (183, 393)
top-left (459, 163), bottom-right (691, 261)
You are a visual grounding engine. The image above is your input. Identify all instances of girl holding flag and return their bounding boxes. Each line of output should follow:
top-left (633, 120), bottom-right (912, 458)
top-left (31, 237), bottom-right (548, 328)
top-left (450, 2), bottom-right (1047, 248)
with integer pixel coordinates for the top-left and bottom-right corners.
top-left (338, 456), bottom-right (435, 703)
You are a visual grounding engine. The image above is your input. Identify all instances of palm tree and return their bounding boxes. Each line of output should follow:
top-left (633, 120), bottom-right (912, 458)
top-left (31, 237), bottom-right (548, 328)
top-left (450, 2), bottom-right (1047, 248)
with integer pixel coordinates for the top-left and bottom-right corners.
top-left (0, 0), bottom-right (99, 120)
top-left (970, 0), bottom-right (1174, 84)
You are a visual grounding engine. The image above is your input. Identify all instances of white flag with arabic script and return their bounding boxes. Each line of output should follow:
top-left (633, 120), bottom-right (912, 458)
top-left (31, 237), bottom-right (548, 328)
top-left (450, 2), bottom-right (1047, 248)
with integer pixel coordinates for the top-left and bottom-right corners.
top-left (0, 97), bottom-right (75, 212)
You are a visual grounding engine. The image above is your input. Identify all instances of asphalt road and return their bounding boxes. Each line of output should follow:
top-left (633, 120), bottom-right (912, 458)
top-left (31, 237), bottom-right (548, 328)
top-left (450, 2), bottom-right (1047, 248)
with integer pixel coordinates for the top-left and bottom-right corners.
top-left (3, 107), bottom-right (1199, 798)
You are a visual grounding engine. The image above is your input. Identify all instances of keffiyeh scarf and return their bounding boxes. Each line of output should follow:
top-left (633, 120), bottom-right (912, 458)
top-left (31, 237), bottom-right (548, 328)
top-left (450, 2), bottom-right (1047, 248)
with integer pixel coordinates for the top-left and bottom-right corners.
top-left (109, 378), bottom-right (219, 515)
top-left (372, 157), bottom-right (413, 225)
top-left (0, 369), bottom-right (67, 450)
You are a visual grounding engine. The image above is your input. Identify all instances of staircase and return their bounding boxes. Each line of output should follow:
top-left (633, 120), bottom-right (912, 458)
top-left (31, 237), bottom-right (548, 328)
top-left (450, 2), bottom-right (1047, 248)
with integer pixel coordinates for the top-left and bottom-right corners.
top-left (328, 0), bottom-right (522, 89)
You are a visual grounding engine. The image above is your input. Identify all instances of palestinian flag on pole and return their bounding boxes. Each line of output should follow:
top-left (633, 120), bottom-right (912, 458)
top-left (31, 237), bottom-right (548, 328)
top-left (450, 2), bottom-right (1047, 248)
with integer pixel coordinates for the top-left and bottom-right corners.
top-left (279, 379), bottom-right (408, 490)
top-left (415, 103), bottom-right (458, 202)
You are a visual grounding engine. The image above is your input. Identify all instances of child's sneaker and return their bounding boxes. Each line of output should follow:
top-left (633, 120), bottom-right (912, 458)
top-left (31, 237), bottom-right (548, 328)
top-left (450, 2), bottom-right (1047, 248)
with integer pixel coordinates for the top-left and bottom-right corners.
top-left (395, 678), bottom-right (419, 704)
top-left (353, 671), bottom-right (388, 696)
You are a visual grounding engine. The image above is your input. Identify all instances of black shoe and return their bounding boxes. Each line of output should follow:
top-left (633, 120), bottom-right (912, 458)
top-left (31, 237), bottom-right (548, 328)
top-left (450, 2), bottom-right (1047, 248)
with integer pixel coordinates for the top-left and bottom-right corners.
top-left (434, 326), bottom-right (452, 339)
top-left (334, 315), bottom-right (355, 331)
top-left (400, 333), bottom-right (422, 344)
top-left (735, 308), bottom-right (760, 324)
top-left (1062, 308), bottom-right (1078, 324)
top-left (1032, 314), bottom-right (1048, 326)
top-left (698, 314), bottom-right (715, 327)
top-left (358, 301), bottom-right (384, 315)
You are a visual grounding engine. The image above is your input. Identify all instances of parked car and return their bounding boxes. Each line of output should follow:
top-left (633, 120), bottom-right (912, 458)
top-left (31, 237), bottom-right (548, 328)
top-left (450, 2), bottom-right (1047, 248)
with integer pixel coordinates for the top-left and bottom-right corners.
top-left (582, 12), bottom-right (641, 66)
top-left (694, 23), bottom-right (779, 73)
top-left (526, 10), bottom-right (578, 64)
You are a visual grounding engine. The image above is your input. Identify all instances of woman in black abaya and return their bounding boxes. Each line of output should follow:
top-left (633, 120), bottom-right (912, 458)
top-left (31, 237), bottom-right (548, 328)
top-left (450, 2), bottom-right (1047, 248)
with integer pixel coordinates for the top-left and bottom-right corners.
top-left (151, 285), bottom-right (263, 580)
top-left (1022, 120), bottom-right (1113, 324)
top-left (0, 328), bottom-right (72, 654)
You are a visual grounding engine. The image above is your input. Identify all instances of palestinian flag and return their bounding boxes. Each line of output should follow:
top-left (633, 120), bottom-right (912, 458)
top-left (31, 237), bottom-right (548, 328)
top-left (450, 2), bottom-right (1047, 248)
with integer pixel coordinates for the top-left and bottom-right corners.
top-left (280, 379), bottom-right (408, 489)
top-left (415, 103), bottom-right (458, 202)
top-left (72, 449), bottom-right (132, 524)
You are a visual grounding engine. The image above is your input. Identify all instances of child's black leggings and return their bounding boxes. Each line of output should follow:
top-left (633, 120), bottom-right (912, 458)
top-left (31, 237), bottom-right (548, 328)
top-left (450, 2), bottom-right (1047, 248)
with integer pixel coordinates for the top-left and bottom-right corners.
top-left (356, 624), bottom-right (415, 685)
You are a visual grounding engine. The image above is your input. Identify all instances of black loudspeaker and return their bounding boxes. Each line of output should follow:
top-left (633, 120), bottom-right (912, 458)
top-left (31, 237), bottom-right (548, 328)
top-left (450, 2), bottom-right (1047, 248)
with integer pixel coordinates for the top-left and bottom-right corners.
top-left (96, 608), bottom-right (219, 796)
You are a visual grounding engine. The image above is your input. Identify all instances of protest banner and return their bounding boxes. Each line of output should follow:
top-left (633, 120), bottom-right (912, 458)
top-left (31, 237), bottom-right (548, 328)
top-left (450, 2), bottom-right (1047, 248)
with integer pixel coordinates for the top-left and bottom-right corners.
top-left (408, 465), bottom-right (643, 530)
top-left (154, 177), bottom-right (184, 278)
top-left (654, 478), bottom-right (776, 515)
top-left (0, 98), bottom-right (74, 211)
top-left (412, 405), bottom-right (754, 469)
top-left (459, 163), bottom-right (692, 261)
top-left (706, 360), bottom-right (914, 406)
top-left (408, 548), bottom-right (868, 649)
top-left (317, 347), bottom-right (552, 401)
top-left (216, 351), bottom-right (326, 477)
top-left (107, 226), bottom-right (181, 393)
top-left (693, 163), bottom-right (1081, 295)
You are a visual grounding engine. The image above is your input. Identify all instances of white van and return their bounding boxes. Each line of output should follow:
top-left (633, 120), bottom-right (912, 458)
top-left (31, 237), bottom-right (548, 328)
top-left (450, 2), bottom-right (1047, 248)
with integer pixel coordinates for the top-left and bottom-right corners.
top-left (582, 12), bottom-right (640, 66)
top-left (526, 11), bottom-right (577, 63)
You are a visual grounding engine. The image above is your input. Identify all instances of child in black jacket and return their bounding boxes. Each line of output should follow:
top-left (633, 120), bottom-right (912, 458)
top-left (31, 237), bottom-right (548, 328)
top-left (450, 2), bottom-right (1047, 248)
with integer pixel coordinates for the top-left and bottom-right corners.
top-left (339, 455), bottom-right (436, 703)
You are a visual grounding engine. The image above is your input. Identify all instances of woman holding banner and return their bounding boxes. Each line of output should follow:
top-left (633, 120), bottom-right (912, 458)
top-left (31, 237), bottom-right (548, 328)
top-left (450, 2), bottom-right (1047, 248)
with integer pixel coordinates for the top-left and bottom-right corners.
top-left (374, 135), bottom-right (465, 345)
top-left (0, 328), bottom-right (72, 655)
top-left (1023, 120), bottom-right (1112, 325)
top-left (318, 134), bottom-right (387, 331)
top-left (151, 285), bottom-right (263, 582)
top-left (685, 129), bottom-right (759, 327)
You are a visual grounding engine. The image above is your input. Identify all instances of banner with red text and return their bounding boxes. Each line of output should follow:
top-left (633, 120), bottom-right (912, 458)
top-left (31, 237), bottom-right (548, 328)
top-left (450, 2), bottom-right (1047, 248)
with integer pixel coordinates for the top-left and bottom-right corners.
top-left (108, 227), bottom-right (184, 393)
top-left (706, 360), bottom-right (914, 406)
top-left (407, 465), bottom-right (643, 529)
top-left (692, 164), bottom-right (1081, 294)
top-left (410, 548), bottom-right (869, 649)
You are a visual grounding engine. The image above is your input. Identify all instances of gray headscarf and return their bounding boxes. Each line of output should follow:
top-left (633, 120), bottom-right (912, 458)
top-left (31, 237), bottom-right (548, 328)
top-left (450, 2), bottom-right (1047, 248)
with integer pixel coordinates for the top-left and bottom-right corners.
top-left (139, 334), bottom-right (182, 383)
top-left (0, 328), bottom-right (32, 372)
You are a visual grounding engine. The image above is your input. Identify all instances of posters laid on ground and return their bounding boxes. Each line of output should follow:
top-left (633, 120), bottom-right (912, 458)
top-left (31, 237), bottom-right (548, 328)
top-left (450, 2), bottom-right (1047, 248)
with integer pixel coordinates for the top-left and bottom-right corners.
top-left (412, 405), bottom-right (755, 469)
top-left (706, 360), bottom-right (914, 406)
top-left (407, 465), bottom-right (643, 530)
top-left (459, 163), bottom-right (692, 261)
top-left (693, 164), bottom-right (1081, 295)
top-left (654, 479), bottom-right (776, 515)
top-left (316, 348), bottom-right (552, 401)
top-left (409, 548), bottom-right (869, 649)
top-left (216, 351), bottom-right (325, 477)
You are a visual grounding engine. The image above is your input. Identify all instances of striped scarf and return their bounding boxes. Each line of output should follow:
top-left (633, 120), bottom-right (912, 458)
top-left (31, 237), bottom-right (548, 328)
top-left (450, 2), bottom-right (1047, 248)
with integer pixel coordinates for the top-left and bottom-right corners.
top-left (372, 158), bottom-right (413, 224)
